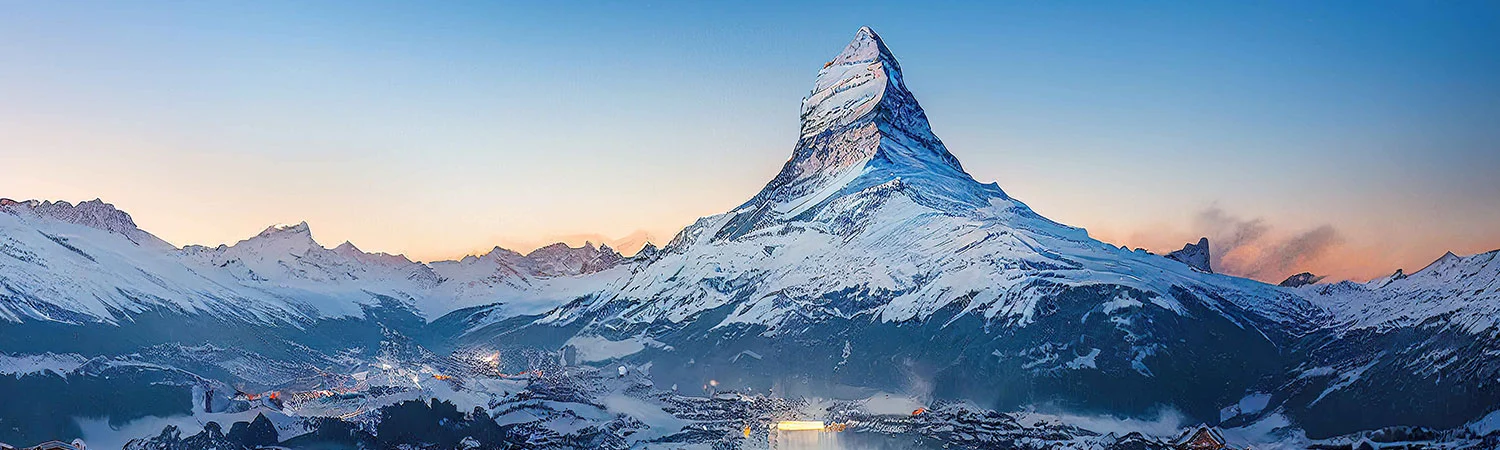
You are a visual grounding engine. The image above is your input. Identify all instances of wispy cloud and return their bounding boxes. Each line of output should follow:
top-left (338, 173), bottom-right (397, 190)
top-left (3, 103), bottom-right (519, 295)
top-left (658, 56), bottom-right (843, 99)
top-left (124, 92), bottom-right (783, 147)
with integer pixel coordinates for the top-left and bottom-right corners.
top-left (1190, 207), bottom-right (1344, 282)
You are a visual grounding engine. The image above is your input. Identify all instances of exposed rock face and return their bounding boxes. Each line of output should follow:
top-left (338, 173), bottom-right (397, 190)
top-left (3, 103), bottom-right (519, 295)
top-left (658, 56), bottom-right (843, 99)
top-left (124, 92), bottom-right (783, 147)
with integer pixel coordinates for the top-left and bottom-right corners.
top-left (125, 414), bottom-right (279, 450)
top-left (125, 422), bottom-right (238, 450)
top-left (524, 242), bottom-right (623, 277)
top-left (1165, 237), bottom-right (1213, 273)
top-left (225, 413), bottom-right (278, 448)
top-left (1279, 272), bottom-right (1324, 288)
top-left (632, 242), bottom-right (660, 261)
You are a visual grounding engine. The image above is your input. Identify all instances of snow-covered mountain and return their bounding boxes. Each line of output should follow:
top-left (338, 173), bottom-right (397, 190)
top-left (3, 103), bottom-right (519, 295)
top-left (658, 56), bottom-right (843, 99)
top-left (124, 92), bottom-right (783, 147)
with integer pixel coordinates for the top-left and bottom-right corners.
top-left (1260, 250), bottom-right (1500, 436)
top-left (2, 26), bottom-right (1498, 445)
top-left (443, 27), bottom-right (1500, 437)
top-left (712, 27), bottom-right (1009, 240)
top-left (1, 198), bottom-right (173, 250)
top-left (448, 27), bottom-right (1329, 424)
top-left (0, 199), bottom-right (312, 325)
top-left (527, 28), bottom-right (1312, 329)
top-left (0, 198), bottom-right (631, 442)
top-left (0, 199), bottom-right (627, 326)
top-left (1301, 251), bottom-right (1499, 334)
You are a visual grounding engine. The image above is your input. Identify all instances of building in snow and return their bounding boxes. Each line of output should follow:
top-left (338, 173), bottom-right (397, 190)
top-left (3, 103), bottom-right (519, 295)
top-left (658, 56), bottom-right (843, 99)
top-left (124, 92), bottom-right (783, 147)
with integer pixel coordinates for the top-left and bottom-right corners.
top-left (1172, 425), bottom-right (1228, 450)
top-left (0, 440), bottom-right (87, 450)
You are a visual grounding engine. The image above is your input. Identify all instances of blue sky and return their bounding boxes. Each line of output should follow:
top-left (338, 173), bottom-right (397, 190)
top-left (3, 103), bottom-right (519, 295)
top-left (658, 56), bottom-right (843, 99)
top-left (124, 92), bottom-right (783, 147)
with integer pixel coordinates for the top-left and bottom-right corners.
top-left (1, 1), bottom-right (1497, 281)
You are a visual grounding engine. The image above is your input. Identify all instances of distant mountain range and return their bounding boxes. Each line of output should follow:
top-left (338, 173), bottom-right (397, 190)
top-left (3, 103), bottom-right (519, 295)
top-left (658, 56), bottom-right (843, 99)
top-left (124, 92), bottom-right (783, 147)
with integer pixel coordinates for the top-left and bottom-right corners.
top-left (1, 27), bottom-right (1496, 446)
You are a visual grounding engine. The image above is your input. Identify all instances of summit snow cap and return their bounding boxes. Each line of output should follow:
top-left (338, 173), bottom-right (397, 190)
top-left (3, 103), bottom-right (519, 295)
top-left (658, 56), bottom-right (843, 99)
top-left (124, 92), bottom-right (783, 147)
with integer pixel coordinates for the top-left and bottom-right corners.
top-left (239, 221), bottom-right (322, 254)
top-left (258, 221), bottom-right (310, 236)
top-left (800, 26), bottom-right (905, 137)
top-left (828, 26), bottom-right (893, 68)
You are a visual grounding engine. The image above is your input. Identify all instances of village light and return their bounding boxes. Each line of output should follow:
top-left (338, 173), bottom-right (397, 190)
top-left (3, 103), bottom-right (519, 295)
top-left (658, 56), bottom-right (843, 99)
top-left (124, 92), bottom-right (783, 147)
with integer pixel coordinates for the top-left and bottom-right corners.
top-left (775, 421), bottom-right (826, 431)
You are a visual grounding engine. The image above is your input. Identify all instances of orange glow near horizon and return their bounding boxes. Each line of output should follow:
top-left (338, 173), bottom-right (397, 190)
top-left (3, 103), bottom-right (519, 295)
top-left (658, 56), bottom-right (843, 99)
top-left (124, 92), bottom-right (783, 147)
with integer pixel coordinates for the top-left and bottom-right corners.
top-left (4, 191), bottom-right (1496, 285)
top-left (1087, 225), bottom-right (1498, 284)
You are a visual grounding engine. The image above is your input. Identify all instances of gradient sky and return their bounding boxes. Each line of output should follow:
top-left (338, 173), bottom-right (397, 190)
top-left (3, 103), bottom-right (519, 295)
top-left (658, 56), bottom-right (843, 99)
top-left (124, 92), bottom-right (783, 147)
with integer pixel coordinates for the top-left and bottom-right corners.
top-left (2, 1), bottom-right (1497, 283)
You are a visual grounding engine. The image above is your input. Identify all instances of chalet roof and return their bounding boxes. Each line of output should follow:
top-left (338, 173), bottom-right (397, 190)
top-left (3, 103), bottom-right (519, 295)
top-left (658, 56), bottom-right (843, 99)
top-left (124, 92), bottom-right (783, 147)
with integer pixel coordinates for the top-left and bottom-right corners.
top-left (1172, 424), bottom-right (1227, 446)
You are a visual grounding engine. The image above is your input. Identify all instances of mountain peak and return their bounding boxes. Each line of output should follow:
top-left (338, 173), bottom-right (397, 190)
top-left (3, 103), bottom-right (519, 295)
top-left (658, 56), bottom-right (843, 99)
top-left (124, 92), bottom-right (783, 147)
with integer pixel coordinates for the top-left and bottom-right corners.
top-left (331, 240), bottom-right (417, 267)
top-left (824, 26), bottom-right (896, 75)
top-left (714, 27), bottom-right (1010, 241)
top-left (635, 241), bottom-right (660, 260)
top-left (2, 198), bottom-right (139, 229)
top-left (245, 221), bottom-right (319, 250)
top-left (1165, 237), bottom-right (1213, 273)
top-left (470, 245), bottom-right (523, 263)
top-left (333, 240), bottom-right (360, 254)
top-left (1279, 272), bottom-right (1324, 288)
top-left (257, 221), bottom-right (310, 238)
top-left (800, 27), bottom-right (907, 138)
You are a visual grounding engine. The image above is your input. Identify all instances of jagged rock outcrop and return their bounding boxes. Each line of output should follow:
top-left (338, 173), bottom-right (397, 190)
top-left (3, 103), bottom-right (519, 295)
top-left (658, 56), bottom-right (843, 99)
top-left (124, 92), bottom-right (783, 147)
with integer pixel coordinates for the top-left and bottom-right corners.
top-left (225, 413), bottom-right (278, 448)
top-left (125, 422), bottom-right (239, 450)
top-left (125, 415), bottom-right (279, 450)
top-left (632, 241), bottom-right (660, 261)
top-left (1165, 237), bottom-right (1213, 273)
top-left (524, 241), bottom-right (623, 277)
top-left (0, 198), bottom-right (172, 249)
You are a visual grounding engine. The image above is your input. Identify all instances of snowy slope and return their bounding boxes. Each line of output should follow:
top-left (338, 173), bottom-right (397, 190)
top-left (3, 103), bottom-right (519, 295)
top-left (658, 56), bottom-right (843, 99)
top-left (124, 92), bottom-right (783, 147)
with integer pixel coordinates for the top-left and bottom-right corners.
top-left (1296, 250), bottom-right (1500, 334)
top-left (0, 200), bottom-right (623, 326)
top-left (424, 242), bottom-right (629, 317)
top-left (1267, 250), bottom-right (1500, 436)
top-left (177, 222), bottom-right (442, 320)
top-left (0, 201), bottom-right (313, 325)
